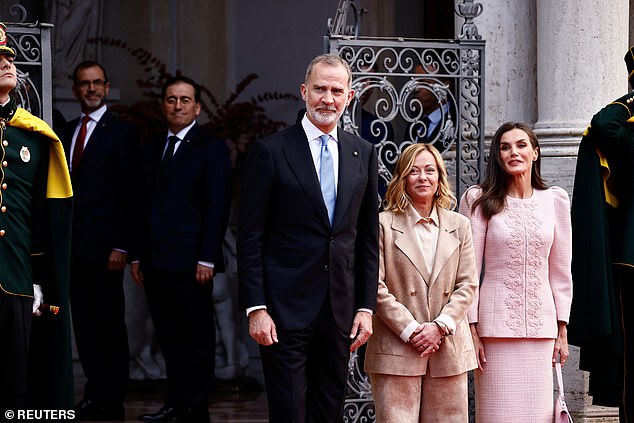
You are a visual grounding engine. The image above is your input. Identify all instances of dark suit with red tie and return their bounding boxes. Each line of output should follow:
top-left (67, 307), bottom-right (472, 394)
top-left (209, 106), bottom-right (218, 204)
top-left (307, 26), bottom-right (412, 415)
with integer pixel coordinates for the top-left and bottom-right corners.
top-left (62, 109), bottom-right (139, 409)
top-left (238, 121), bottom-right (379, 422)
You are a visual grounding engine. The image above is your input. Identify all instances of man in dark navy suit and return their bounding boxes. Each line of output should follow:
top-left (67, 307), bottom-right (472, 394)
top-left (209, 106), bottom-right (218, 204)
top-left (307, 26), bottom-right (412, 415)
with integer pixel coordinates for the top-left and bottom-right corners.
top-left (238, 54), bottom-right (379, 423)
top-left (64, 61), bottom-right (139, 421)
top-left (131, 75), bottom-right (232, 423)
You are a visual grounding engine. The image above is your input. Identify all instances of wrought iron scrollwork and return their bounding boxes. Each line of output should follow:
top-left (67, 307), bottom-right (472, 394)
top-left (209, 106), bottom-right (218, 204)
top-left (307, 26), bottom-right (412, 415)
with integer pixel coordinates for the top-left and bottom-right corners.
top-left (332, 4), bottom-right (485, 422)
top-left (9, 33), bottom-right (42, 62)
top-left (8, 4), bottom-right (28, 23)
top-left (5, 23), bottom-right (53, 123)
top-left (337, 41), bottom-right (484, 200)
top-left (343, 351), bottom-right (375, 423)
top-left (328, 0), bottom-right (362, 37)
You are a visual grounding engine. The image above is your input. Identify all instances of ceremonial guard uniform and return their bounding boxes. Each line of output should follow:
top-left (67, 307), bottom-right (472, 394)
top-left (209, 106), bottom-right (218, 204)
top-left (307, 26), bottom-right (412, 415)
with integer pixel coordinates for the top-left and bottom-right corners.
top-left (570, 48), bottom-right (634, 422)
top-left (0, 23), bottom-right (73, 412)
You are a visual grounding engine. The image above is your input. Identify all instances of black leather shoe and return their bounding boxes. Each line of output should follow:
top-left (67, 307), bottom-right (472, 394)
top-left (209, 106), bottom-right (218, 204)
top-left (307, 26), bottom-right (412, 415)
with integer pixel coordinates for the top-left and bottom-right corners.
top-left (138, 406), bottom-right (179, 423)
top-left (74, 399), bottom-right (125, 421)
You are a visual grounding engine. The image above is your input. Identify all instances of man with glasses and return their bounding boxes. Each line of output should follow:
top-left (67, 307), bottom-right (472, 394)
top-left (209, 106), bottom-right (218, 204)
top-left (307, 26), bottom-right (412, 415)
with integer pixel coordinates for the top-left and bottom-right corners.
top-left (63, 60), bottom-right (139, 421)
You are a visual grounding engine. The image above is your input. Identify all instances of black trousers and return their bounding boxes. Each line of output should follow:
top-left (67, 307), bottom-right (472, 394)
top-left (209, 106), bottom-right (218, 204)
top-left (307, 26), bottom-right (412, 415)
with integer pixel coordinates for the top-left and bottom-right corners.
top-left (0, 292), bottom-right (32, 410)
top-left (70, 256), bottom-right (129, 405)
top-left (259, 297), bottom-right (351, 423)
top-left (617, 269), bottom-right (634, 423)
top-left (143, 265), bottom-right (215, 411)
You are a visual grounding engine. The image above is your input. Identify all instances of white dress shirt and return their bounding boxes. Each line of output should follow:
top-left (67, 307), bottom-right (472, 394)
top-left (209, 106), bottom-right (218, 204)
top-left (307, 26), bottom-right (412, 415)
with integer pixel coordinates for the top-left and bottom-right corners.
top-left (247, 114), bottom-right (371, 317)
top-left (69, 104), bottom-right (107, 171)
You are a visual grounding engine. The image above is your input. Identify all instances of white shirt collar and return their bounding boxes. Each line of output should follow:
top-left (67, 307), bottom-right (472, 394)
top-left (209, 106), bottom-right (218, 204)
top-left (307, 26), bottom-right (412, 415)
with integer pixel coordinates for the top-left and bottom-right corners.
top-left (409, 203), bottom-right (439, 227)
top-left (168, 120), bottom-right (197, 140)
top-left (82, 104), bottom-right (107, 123)
top-left (301, 114), bottom-right (338, 142)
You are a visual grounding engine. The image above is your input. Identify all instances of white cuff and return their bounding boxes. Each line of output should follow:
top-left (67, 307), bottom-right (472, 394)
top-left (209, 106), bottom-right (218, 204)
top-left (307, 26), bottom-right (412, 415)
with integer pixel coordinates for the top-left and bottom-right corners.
top-left (434, 314), bottom-right (456, 335)
top-left (246, 305), bottom-right (267, 317)
top-left (399, 320), bottom-right (420, 343)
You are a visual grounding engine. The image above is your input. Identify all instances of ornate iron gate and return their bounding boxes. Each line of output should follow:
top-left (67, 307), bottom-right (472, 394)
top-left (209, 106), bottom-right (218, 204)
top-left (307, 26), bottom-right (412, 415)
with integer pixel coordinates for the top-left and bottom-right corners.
top-left (6, 21), bottom-right (53, 124)
top-left (328, 36), bottom-right (485, 203)
top-left (326, 2), bottom-right (485, 422)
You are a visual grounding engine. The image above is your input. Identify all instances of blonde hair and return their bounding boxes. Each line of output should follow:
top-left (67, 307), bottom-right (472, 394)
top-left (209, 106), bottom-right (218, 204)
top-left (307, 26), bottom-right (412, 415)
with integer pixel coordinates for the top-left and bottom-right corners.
top-left (384, 143), bottom-right (456, 212)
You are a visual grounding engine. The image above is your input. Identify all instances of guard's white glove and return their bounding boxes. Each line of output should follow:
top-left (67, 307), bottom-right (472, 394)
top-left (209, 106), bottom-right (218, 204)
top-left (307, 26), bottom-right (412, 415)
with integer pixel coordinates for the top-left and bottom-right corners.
top-left (32, 284), bottom-right (43, 316)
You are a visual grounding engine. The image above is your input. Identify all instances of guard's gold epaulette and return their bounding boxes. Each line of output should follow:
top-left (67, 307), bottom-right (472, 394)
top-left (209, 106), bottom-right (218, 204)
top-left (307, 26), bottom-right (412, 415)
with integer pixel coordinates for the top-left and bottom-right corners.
top-left (612, 96), bottom-right (634, 121)
top-left (625, 97), bottom-right (634, 123)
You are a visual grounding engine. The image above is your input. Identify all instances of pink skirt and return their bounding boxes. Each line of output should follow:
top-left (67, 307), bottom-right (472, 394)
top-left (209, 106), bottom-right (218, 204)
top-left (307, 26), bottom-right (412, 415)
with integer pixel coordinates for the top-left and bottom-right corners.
top-left (475, 338), bottom-right (555, 423)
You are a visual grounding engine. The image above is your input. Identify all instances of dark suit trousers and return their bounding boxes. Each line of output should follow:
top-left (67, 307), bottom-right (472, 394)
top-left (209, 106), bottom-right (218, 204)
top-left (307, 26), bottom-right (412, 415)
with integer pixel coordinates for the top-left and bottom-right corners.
top-left (616, 268), bottom-right (634, 423)
top-left (143, 266), bottom-right (215, 411)
top-left (0, 293), bottom-right (32, 410)
top-left (70, 256), bottom-right (129, 404)
top-left (259, 297), bottom-right (351, 423)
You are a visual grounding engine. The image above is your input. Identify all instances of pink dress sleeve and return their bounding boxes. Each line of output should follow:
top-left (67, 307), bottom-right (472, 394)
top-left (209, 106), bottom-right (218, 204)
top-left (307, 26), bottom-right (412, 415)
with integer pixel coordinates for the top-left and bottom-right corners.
top-left (459, 186), bottom-right (485, 324)
top-left (548, 187), bottom-right (573, 323)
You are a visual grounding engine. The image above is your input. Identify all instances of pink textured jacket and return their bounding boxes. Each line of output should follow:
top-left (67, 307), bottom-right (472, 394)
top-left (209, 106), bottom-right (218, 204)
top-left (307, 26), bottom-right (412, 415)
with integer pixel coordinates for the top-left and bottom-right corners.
top-left (459, 186), bottom-right (573, 339)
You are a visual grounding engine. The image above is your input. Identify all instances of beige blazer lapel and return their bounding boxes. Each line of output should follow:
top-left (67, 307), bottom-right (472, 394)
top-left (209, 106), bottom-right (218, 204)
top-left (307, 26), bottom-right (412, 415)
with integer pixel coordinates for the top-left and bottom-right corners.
top-left (429, 207), bottom-right (460, 286)
top-left (393, 208), bottom-right (431, 283)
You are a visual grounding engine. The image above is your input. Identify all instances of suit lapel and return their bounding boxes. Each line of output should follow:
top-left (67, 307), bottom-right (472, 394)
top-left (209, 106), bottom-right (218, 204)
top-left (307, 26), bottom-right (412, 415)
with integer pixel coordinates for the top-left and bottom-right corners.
top-left (429, 208), bottom-right (460, 286)
top-left (282, 124), bottom-right (331, 227)
top-left (393, 209), bottom-right (431, 283)
top-left (81, 112), bottom-right (111, 159)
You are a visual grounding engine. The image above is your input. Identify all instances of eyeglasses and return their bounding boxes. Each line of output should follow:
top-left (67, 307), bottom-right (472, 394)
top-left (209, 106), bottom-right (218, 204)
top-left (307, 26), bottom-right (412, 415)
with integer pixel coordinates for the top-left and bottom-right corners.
top-left (76, 79), bottom-right (107, 89)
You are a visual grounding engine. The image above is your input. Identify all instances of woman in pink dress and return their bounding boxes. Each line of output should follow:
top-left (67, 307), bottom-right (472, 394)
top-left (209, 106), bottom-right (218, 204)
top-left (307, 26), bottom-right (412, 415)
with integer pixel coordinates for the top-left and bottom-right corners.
top-left (459, 122), bottom-right (573, 422)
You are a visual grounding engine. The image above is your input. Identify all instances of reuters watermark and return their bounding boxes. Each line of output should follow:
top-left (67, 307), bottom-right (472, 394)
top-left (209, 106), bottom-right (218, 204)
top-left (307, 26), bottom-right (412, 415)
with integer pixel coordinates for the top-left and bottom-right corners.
top-left (3, 409), bottom-right (76, 420)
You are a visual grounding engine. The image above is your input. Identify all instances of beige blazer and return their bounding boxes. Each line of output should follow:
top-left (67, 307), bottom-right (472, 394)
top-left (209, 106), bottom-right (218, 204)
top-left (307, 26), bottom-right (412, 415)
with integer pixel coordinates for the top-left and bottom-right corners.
top-left (365, 206), bottom-right (478, 377)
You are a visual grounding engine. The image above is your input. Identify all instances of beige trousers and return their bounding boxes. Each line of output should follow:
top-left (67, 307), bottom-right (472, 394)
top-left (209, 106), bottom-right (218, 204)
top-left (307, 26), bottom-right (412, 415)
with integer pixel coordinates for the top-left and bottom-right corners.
top-left (369, 372), bottom-right (468, 423)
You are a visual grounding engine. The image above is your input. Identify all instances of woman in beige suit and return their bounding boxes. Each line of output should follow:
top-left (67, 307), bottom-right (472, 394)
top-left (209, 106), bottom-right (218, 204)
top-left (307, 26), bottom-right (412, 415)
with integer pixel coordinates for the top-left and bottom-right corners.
top-left (365, 143), bottom-right (478, 422)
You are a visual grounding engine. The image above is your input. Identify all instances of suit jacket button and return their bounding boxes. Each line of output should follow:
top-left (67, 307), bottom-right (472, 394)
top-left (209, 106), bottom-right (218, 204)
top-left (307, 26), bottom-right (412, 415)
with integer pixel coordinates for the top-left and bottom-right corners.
top-left (324, 265), bottom-right (329, 271)
top-left (410, 290), bottom-right (417, 296)
top-left (0, 229), bottom-right (5, 237)
top-left (1, 206), bottom-right (5, 213)
top-left (1, 183), bottom-right (6, 190)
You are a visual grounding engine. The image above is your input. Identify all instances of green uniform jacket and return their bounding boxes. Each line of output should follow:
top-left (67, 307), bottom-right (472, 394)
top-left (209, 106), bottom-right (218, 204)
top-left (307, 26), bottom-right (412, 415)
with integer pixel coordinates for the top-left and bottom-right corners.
top-left (570, 91), bottom-right (634, 406)
top-left (1, 106), bottom-right (74, 408)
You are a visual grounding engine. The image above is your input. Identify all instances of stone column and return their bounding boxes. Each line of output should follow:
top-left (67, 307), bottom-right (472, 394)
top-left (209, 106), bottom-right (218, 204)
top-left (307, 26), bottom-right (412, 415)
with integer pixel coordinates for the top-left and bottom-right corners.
top-left (536, 0), bottom-right (628, 131)
top-left (464, 0), bottom-right (537, 135)
top-left (534, 0), bottom-right (628, 195)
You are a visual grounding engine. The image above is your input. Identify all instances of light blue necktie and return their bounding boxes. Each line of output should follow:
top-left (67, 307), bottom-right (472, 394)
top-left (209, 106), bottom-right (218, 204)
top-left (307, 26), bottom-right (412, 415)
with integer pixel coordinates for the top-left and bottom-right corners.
top-left (319, 134), bottom-right (336, 225)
